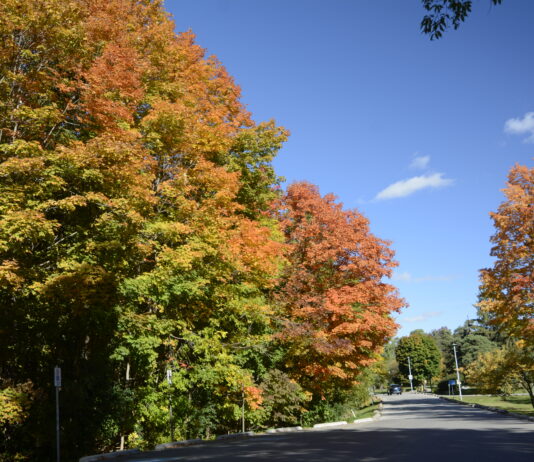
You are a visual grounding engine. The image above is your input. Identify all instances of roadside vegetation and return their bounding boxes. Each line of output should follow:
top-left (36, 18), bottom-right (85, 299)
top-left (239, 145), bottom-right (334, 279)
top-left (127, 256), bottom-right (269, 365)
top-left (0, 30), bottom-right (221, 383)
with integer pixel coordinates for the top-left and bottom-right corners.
top-left (0, 1), bottom-right (403, 460)
top-left (448, 395), bottom-right (534, 418)
top-left (0, 1), bottom-right (531, 460)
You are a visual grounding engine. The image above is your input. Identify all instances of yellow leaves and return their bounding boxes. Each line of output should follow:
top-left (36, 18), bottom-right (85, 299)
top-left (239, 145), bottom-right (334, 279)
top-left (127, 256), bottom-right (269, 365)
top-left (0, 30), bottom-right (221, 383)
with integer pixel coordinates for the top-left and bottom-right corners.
top-left (0, 157), bottom-right (45, 179)
top-left (156, 245), bottom-right (200, 273)
top-left (0, 209), bottom-right (58, 254)
top-left (37, 262), bottom-right (114, 310)
top-left (0, 259), bottom-right (24, 289)
top-left (38, 195), bottom-right (88, 213)
top-left (0, 140), bottom-right (43, 161)
top-left (0, 382), bottom-right (34, 427)
top-left (145, 221), bottom-right (191, 246)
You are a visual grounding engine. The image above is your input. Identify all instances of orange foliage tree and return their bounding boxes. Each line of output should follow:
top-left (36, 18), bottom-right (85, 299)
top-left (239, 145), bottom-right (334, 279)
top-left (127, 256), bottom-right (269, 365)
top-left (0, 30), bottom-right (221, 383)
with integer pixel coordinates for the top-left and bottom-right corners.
top-left (479, 164), bottom-right (534, 344)
top-left (274, 182), bottom-right (405, 393)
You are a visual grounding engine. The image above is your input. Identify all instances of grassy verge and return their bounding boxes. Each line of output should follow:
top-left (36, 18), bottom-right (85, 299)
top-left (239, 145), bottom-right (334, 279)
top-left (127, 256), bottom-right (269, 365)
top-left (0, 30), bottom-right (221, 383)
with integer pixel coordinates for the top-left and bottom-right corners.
top-left (449, 395), bottom-right (534, 417)
top-left (351, 402), bottom-right (379, 420)
top-left (335, 400), bottom-right (380, 422)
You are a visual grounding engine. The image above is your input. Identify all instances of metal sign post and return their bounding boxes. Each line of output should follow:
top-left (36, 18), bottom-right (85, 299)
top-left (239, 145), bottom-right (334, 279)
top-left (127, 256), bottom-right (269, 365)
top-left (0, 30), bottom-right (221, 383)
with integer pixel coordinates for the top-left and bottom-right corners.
top-left (54, 367), bottom-right (61, 462)
top-left (407, 357), bottom-right (414, 392)
top-left (241, 384), bottom-right (245, 433)
top-left (166, 369), bottom-right (174, 441)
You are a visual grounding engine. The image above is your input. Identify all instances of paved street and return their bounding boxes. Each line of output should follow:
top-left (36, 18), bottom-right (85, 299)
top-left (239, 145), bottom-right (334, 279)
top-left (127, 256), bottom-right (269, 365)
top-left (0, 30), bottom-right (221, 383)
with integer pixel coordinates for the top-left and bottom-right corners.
top-left (120, 393), bottom-right (534, 462)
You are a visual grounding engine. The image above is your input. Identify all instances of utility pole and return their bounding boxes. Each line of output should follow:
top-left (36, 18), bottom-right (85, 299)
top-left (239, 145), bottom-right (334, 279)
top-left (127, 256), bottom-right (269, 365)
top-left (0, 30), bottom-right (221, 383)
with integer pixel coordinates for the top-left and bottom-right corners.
top-left (452, 343), bottom-right (463, 401)
top-left (407, 356), bottom-right (414, 392)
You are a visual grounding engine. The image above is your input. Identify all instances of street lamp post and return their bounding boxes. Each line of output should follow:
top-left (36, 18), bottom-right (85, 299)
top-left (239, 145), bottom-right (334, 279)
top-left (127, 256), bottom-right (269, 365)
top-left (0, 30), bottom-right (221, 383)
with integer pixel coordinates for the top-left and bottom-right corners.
top-left (407, 357), bottom-right (414, 392)
top-left (452, 343), bottom-right (463, 401)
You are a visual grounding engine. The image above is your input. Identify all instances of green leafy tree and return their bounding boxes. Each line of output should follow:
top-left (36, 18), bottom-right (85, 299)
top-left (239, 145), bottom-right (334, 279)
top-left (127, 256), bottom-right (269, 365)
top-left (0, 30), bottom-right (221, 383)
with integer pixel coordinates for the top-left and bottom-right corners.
top-left (429, 327), bottom-right (455, 373)
top-left (395, 332), bottom-right (442, 386)
top-left (450, 320), bottom-right (499, 370)
top-left (259, 370), bottom-right (310, 428)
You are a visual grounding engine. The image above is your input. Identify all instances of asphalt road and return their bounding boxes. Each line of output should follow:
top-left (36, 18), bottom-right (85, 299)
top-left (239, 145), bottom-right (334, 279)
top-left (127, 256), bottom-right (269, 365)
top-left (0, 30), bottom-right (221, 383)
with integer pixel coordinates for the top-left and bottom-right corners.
top-left (120, 393), bottom-right (534, 462)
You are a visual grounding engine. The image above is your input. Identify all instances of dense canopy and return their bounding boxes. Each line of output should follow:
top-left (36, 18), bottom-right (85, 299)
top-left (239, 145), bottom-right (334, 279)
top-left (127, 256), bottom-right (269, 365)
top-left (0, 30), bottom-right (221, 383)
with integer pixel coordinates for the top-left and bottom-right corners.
top-left (0, 1), bottom-right (402, 459)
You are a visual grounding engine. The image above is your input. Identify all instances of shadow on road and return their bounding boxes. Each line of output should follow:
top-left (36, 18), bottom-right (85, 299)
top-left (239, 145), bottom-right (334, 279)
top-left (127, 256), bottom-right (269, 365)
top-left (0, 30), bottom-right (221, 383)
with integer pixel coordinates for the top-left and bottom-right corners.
top-left (123, 426), bottom-right (534, 462)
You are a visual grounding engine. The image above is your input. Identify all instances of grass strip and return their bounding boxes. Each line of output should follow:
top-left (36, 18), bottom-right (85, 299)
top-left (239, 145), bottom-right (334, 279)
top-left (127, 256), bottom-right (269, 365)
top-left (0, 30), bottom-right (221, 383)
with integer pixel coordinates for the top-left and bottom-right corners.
top-left (449, 395), bottom-right (534, 417)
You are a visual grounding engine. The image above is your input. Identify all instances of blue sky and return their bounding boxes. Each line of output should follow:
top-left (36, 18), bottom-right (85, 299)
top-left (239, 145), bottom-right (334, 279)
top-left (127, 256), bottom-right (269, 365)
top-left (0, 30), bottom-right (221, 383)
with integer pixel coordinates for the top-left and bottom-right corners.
top-left (167, 0), bottom-right (534, 337)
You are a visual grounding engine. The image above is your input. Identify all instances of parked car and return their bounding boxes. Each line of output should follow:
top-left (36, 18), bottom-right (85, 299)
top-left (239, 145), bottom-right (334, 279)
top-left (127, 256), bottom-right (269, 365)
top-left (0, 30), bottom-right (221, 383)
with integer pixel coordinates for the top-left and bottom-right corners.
top-left (388, 384), bottom-right (402, 395)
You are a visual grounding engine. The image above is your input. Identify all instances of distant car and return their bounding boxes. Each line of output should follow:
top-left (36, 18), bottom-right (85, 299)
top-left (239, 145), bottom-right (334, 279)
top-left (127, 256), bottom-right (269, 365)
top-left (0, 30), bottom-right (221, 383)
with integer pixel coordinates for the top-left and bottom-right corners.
top-left (388, 384), bottom-right (402, 395)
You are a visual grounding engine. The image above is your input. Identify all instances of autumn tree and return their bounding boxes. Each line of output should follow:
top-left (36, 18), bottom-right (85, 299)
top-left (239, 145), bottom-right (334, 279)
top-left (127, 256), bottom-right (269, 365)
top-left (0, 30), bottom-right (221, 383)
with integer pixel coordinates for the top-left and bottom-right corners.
top-left (395, 332), bottom-right (441, 386)
top-left (0, 0), bottom-right (287, 458)
top-left (274, 182), bottom-right (404, 396)
top-left (478, 164), bottom-right (534, 346)
top-left (465, 342), bottom-right (534, 407)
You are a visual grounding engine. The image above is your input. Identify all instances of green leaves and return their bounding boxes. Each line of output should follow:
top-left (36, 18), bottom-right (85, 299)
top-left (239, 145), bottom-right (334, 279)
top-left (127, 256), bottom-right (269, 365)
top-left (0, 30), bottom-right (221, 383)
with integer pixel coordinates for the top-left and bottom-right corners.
top-left (421, 0), bottom-right (503, 40)
top-left (395, 332), bottom-right (442, 384)
top-left (0, 1), bottom-right (400, 458)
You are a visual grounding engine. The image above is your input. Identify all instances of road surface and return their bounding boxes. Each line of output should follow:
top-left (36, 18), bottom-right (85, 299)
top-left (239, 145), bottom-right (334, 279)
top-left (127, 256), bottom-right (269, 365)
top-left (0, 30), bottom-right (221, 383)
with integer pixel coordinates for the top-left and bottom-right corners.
top-left (120, 393), bottom-right (534, 462)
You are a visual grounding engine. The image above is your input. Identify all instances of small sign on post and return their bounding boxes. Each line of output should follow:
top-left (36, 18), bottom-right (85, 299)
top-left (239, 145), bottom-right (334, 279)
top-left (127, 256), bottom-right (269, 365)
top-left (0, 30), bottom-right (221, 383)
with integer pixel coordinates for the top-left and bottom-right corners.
top-left (166, 368), bottom-right (172, 385)
top-left (54, 367), bottom-right (62, 388)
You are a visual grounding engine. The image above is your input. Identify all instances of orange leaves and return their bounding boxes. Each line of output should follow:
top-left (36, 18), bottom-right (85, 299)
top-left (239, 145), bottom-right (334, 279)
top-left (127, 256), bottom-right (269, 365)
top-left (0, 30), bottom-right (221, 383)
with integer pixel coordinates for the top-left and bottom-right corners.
top-left (244, 385), bottom-right (263, 410)
top-left (276, 182), bottom-right (404, 388)
top-left (228, 218), bottom-right (284, 284)
top-left (479, 164), bottom-right (534, 344)
top-left (82, 42), bottom-right (145, 127)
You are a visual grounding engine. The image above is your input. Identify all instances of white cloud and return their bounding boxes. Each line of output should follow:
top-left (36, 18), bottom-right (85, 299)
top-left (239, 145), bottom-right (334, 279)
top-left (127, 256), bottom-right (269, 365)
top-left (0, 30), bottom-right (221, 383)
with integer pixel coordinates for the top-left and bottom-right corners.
top-left (375, 173), bottom-right (453, 200)
top-left (403, 311), bottom-right (443, 323)
top-left (393, 272), bottom-right (413, 282)
top-left (392, 272), bottom-right (457, 283)
top-left (504, 112), bottom-right (534, 143)
top-left (410, 155), bottom-right (430, 170)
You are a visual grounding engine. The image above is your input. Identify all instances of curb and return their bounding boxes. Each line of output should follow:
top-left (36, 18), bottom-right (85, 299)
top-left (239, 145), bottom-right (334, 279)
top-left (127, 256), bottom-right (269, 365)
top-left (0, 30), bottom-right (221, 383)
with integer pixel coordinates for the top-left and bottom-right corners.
top-left (155, 438), bottom-right (203, 450)
top-left (79, 449), bottom-right (141, 462)
top-left (266, 426), bottom-right (303, 433)
top-left (313, 421), bottom-right (347, 429)
top-left (352, 417), bottom-right (373, 424)
top-left (216, 431), bottom-right (254, 440)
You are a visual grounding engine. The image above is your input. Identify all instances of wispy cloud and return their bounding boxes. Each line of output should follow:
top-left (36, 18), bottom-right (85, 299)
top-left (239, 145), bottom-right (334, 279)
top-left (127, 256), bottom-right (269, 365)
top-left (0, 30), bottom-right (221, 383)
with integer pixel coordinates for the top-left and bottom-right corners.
top-left (393, 272), bottom-right (413, 282)
top-left (504, 112), bottom-right (534, 143)
top-left (410, 155), bottom-right (430, 170)
top-left (375, 173), bottom-right (453, 200)
top-left (392, 272), bottom-right (457, 283)
top-left (403, 311), bottom-right (443, 323)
